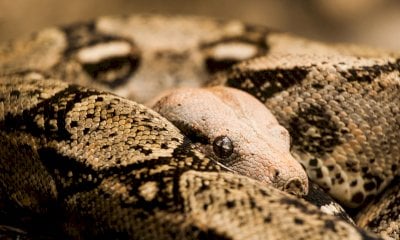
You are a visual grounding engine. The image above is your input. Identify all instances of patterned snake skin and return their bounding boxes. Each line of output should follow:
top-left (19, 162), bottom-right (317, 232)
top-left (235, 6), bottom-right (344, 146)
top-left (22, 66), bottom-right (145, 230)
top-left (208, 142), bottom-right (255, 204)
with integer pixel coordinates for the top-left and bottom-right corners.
top-left (0, 14), bottom-right (399, 239)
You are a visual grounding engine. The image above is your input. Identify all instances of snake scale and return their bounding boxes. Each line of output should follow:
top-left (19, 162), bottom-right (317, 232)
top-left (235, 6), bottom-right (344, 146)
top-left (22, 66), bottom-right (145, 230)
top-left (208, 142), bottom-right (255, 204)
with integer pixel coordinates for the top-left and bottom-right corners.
top-left (0, 14), bottom-right (399, 239)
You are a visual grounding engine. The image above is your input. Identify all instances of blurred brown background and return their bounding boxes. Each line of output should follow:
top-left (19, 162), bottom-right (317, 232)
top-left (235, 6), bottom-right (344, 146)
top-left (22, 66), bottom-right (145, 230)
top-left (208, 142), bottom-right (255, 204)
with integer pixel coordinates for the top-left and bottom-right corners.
top-left (1, 0), bottom-right (400, 50)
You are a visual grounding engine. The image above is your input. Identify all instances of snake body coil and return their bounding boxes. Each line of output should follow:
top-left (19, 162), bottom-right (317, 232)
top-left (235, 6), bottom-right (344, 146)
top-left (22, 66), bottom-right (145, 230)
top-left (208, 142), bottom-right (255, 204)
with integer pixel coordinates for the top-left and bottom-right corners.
top-left (0, 15), bottom-right (399, 239)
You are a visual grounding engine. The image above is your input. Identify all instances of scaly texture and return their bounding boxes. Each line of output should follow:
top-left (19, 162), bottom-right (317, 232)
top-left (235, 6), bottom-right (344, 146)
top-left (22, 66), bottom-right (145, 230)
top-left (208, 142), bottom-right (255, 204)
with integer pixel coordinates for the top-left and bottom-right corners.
top-left (0, 73), bottom-right (377, 239)
top-left (151, 86), bottom-right (308, 195)
top-left (0, 14), bottom-right (310, 197)
top-left (212, 53), bottom-right (400, 208)
top-left (0, 14), bottom-right (398, 239)
top-left (356, 178), bottom-right (400, 239)
top-left (0, 15), bottom-right (271, 102)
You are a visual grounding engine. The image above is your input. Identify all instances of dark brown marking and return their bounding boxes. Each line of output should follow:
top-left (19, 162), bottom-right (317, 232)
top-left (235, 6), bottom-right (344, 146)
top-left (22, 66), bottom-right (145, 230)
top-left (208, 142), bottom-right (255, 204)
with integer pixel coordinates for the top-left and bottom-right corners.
top-left (62, 21), bottom-right (141, 89)
top-left (226, 67), bottom-right (309, 101)
top-left (351, 192), bottom-right (365, 204)
top-left (340, 60), bottom-right (400, 83)
top-left (294, 217), bottom-right (304, 225)
top-left (288, 105), bottom-right (342, 156)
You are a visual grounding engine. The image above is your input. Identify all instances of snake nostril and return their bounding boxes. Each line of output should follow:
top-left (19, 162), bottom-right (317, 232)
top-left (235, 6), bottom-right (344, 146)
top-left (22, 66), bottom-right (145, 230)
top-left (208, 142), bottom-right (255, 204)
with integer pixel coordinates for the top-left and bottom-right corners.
top-left (284, 178), bottom-right (306, 196)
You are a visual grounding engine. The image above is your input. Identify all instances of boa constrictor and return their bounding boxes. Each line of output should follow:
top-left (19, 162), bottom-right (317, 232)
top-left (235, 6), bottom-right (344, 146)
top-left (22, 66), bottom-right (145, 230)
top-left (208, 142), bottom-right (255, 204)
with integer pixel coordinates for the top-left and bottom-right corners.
top-left (0, 14), bottom-right (399, 239)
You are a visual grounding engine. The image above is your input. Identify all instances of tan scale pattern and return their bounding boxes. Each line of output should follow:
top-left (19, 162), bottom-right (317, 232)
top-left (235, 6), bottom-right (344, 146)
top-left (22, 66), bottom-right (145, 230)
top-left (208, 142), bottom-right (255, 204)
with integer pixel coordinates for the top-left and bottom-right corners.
top-left (0, 74), bottom-right (378, 239)
top-left (214, 53), bottom-right (400, 209)
top-left (356, 180), bottom-right (400, 239)
top-left (0, 14), bottom-right (398, 239)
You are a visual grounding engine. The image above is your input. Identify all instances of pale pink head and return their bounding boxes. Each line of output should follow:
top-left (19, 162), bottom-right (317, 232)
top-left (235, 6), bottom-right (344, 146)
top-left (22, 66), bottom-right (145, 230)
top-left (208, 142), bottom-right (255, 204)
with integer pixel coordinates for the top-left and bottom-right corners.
top-left (152, 86), bottom-right (308, 196)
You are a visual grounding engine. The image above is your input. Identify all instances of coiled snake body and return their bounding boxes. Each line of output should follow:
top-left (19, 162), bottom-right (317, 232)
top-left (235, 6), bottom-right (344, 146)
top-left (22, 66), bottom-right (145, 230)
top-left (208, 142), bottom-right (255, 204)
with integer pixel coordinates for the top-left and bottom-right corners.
top-left (0, 15), bottom-right (399, 239)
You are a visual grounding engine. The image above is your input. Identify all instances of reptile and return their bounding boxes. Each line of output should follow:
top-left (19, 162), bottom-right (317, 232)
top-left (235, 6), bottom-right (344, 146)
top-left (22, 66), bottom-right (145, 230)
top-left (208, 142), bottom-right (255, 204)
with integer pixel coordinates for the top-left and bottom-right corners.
top-left (211, 51), bottom-right (400, 206)
top-left (0, 14), bottom-right (398, 239)
top-left (151, 86), bottom-right (308, 195)
top-left (356, 178), bottom-right (400, 239)
top-left (0, 73), bottom-right (374, 239)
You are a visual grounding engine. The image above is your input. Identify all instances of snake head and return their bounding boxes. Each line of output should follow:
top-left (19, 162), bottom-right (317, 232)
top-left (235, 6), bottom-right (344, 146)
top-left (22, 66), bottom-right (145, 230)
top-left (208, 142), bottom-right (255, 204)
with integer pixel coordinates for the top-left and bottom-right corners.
top-left (151, 86), bottom-right (309, 196)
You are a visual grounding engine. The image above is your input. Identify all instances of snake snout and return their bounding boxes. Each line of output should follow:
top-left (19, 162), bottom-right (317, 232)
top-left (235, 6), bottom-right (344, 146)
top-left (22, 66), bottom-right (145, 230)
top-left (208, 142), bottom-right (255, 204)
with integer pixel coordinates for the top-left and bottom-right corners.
top-left (267, 155), bottom-right (309, 196)
top-left (283, 177), bottom-right (308, 196)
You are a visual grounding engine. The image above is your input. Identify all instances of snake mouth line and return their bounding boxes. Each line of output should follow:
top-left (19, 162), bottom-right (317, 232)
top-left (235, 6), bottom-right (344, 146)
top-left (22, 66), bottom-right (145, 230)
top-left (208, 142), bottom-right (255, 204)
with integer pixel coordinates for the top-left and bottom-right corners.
top-left (209, 157), bottom-right (237, 174)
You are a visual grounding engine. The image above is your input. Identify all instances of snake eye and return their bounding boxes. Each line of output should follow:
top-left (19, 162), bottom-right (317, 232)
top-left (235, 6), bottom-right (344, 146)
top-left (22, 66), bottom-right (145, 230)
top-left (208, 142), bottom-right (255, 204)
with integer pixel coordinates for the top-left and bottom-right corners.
top-left (213, 136), bottom-right (234, 158)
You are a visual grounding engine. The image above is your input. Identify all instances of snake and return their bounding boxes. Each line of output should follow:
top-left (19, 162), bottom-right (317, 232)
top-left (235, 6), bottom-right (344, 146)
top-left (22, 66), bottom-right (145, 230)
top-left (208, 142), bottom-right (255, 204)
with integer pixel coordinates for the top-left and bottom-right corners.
top-left (0, 14), bottom-right (399, 239)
